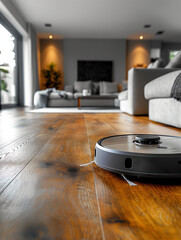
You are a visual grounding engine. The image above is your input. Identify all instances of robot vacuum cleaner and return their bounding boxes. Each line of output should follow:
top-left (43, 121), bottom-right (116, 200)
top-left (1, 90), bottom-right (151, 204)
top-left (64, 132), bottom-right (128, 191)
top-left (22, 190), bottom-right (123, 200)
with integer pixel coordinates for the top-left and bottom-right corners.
top-left (94, 134), bottom-right (181, 178)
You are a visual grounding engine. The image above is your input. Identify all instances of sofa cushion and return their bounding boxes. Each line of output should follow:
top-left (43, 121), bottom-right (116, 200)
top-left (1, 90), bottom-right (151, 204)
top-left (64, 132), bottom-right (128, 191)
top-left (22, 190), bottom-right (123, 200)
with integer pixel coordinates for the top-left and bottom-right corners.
top-left (100, 81), bottom-right (118, 94)
top-left (100, 93), bottom-right (119, 97)
top-left (74, 92), bottom-right (83, 98)
top-left (49, 92), bottom-right (74, 99)
top-left (170, 72), bottom-right (181, 101)
top-left (165, 51), bottom-right (181, 68)
top-left (144, 70), bottom-right (181, 100)
top-left (74, 80), bottom-right (92, 92)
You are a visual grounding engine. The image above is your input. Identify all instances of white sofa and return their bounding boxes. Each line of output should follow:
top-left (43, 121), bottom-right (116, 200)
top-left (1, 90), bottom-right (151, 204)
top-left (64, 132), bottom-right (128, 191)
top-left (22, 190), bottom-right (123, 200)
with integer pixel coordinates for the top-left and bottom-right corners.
top-left (119, 68), bottom-right (180, 115)
top-left (144, 70), bottom-right (181, 128)
top-left (34, 81), bottom-right (121, 108)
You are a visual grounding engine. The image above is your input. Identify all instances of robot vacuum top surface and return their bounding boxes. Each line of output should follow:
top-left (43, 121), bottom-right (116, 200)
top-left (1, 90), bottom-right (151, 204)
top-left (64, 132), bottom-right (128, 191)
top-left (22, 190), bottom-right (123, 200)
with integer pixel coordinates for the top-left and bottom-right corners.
top-left (99, 134), bottom-right (181, 155)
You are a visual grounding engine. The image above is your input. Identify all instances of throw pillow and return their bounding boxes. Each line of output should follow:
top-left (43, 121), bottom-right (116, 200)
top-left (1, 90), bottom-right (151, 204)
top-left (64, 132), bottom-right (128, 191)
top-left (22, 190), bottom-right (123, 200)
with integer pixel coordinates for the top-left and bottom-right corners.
top-left (74, 80), bottom-right (92, 92)
top-left (147, 58), bottom-right (164, 68)
top-left (153, 58), bottom-right (165, 68)
top-left (99, 81), bottom-right (103, 94)
top-left (92, 82), bottom-right (100, 95)
top-left (165, 51), bottom-right (181, 68)
top-left (121, 80), bottom-right (128, 90)
top-left (65, 85), bottom-right (74, 93)
top-left (100, 81), bottom-right (118, 94)
top-left (147, 62), bottom-right (154, 68)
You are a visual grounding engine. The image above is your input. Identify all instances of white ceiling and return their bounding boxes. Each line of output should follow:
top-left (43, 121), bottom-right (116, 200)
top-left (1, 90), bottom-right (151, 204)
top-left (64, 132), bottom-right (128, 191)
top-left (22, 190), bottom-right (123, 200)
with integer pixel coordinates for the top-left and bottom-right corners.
top-left (12, 0), bottom-right (181, 41)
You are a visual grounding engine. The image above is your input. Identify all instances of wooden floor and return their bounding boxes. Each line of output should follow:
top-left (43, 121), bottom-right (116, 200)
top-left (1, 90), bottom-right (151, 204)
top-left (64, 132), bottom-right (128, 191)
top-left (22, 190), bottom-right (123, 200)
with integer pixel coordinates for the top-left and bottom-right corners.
top-left (0, 108), bottom-right (181, 240)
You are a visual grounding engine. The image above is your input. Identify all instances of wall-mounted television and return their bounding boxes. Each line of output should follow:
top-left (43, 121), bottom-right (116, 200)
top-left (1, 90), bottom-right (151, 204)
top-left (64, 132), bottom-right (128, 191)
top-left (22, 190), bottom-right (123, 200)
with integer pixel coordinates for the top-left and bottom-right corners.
top-left (77, 60), bottom-right (113, 82)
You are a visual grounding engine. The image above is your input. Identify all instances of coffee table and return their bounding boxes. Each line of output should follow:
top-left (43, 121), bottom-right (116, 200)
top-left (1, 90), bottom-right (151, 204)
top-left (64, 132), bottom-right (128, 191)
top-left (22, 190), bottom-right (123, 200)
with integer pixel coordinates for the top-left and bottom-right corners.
top-left (77, 95), bottom-right (117, 108)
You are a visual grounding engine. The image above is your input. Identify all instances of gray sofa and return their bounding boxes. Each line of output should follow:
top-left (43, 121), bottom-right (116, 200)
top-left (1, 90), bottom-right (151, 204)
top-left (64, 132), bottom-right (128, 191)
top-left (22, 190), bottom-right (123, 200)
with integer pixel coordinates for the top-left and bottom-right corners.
top-left (119, 68), bottom-right (180, 115)
top-left (144, 70), bottom-right (181, 128)
top-left (34, 80), bottom-right (121, 108)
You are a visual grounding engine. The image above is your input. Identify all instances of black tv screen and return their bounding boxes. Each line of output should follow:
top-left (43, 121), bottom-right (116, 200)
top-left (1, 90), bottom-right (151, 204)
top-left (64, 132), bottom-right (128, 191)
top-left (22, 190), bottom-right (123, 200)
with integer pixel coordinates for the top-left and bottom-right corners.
top-left (77, 60), bottom-right (113, 82)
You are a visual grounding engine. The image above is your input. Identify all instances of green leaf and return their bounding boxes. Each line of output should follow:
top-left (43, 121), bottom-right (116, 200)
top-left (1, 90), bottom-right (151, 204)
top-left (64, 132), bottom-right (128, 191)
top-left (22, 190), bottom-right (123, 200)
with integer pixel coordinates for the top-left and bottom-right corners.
top-left (1, 80), bottom-right (8, 92)
top-left (0, 68), bottom-right (9, 74)
top-left (42, 62), bottom-right (62, 89)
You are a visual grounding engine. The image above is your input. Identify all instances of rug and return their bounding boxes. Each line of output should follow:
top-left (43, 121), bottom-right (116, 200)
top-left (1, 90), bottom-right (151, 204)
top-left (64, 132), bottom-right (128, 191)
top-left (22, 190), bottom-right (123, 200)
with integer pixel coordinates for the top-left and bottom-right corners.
top-left (28, 107), bottom-right (121, 113)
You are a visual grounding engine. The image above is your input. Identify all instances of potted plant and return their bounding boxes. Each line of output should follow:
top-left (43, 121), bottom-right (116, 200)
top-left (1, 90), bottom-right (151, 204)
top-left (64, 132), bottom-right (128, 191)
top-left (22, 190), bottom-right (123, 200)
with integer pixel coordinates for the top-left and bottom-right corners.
top-left (42, 62), bottom-right (62, 89)
top-left (0, 65), bottom-right (9, 108)
top-left (0, 67), bottom-right (9, 92)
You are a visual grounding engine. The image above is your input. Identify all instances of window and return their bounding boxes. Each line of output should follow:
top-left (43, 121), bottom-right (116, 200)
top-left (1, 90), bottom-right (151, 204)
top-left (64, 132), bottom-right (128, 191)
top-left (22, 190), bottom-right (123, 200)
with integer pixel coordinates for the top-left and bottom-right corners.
top-left (169, 50), bottom-right (179, 60)
top-left (0, 24), bottom-right (17, 105)
top-left (0, 13), bottom-right (23, 108)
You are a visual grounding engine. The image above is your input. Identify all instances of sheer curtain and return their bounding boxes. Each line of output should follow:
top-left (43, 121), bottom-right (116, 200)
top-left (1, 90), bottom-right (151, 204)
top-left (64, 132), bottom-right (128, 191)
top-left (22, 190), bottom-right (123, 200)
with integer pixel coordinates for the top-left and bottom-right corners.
top-left (23, 24), bottom-right (39, 107)
top-left (30, 24), bottom-right (39, 96)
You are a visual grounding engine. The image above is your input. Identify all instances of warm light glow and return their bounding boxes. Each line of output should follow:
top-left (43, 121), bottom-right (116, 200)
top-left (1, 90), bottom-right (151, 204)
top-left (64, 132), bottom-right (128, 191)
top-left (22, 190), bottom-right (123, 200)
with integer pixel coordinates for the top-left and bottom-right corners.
top-left (129, 45), bottom-right (150, 69)
top-left (49, 35), bottom-right (53, 39)
top-left (139, 35), bottom-right (143, 40)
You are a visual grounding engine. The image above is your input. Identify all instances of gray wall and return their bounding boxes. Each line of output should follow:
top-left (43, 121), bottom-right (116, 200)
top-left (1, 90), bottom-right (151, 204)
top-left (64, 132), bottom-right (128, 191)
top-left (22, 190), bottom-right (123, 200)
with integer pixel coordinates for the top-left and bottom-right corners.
top-left (63, 39), bottom-right (126, 86)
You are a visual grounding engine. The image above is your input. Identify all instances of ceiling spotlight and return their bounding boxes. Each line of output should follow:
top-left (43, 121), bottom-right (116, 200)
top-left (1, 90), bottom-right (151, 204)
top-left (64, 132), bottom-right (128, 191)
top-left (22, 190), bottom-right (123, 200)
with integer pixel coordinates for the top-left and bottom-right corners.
top-left (156, 31), bottom-right (165, 35)
top-left (144, 24), bottom-right (151, 28)
top-left (139, 35), bottom-right (144, 40)
top-left (49, 35), bottom-right (53, 39)
top-left (45, 23), bottom-right (52, 27)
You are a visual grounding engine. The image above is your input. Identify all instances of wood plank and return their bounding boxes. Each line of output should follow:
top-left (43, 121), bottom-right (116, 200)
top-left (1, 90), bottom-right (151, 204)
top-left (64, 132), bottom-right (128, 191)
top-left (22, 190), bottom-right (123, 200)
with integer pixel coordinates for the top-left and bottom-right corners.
top-left (0, 113), bottom-right (103, 240)
top-left (0, 113), bottom-right (69, 194)
top-left (0, 111), bottom-right (65, 149)
top-left (85, 113), bottom-right (181, 240)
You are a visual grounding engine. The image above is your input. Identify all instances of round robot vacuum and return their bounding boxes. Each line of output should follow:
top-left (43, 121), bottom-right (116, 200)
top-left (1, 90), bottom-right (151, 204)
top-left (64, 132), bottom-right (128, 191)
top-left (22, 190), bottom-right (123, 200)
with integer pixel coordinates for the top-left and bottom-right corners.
top-left (94, 134), bottom-right (181, 178)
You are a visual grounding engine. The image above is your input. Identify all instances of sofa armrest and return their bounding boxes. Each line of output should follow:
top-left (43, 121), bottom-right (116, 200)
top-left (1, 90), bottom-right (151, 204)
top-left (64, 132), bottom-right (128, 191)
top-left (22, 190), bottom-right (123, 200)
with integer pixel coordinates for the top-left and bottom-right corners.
top-left (127, 68), bottom-right (181, 115)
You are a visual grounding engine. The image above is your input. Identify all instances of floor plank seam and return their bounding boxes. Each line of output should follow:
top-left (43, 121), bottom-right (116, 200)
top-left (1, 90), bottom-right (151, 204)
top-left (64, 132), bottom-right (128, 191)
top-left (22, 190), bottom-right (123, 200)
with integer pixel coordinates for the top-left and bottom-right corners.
top-left (0, 149), bottom-right (41, 195)
top-left (93, 169), bottom-right (106, 240)
top-left (84, 114), bottom-right (106, 240)
top-left (0, 135), bottom-right (24, 152)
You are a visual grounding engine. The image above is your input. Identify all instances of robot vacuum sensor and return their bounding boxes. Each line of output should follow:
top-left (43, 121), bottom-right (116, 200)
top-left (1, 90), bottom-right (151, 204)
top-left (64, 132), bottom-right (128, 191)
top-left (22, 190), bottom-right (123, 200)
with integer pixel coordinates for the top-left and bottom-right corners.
top-left (94, 134), bottom-right (181, 178)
